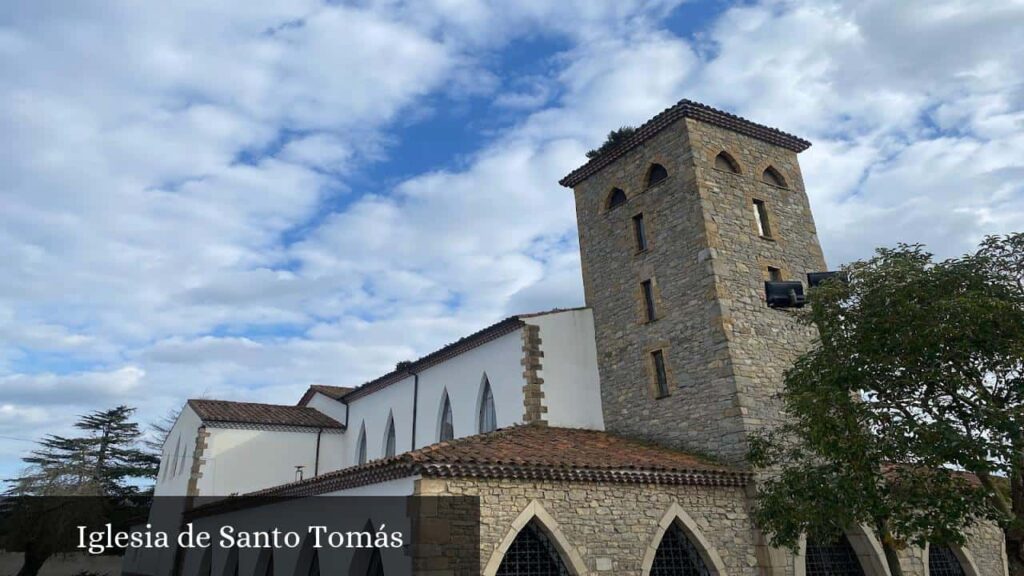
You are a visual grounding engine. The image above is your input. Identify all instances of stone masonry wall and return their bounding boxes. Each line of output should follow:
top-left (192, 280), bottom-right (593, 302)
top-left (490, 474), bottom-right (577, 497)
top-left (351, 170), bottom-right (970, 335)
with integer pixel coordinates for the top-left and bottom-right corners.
top-left (573, 116), bottom-right (827, 463)
top-left (573, 119), bottom-right (748, 462)
top-left (416, 478), bottom-right (1006, 576)
top-left (684, 118), bottom-right (827, 452)
top-left (420, 477), bottom-right (760, 575)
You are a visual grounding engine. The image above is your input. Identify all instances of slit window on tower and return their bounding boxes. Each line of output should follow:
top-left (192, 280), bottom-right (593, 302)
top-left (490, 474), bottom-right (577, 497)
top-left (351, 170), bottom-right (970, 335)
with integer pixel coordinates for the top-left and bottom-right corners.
top-left (753, 199), bottom-right (772, 238)
top-left (768, 267), bottom-right (783, 282)
top-left (633, 213), bottom-right (647, 251)
top-left (652, 350), bottom-right (669, 398)
top-left (642, 280), bottom-right (657, 322)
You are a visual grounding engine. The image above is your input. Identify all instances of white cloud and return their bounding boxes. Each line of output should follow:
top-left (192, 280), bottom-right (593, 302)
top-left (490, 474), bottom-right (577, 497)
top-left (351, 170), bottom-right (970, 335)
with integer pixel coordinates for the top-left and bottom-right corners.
top-left (1, 0), bottom-right (1022, 479)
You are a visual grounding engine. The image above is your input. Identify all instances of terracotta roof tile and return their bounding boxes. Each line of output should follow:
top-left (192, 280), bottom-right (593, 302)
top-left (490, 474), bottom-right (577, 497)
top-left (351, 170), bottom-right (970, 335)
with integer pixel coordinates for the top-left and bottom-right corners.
top-left (297, 384), bottom-right (354, 406)
top-left (560, 99), bottom-right (811, 188)
top-left (188, 399), bottom-right (343, 429)
top-left (248, 426), bottom-right (749, 498)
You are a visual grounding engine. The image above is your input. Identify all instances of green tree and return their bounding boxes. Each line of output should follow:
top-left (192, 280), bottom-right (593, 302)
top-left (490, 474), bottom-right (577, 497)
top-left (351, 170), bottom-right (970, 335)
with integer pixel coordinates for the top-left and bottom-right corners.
top-left (3, 405), bottom-right (158, 576)
top-left (750, 234), bottom-right (1024, 576)
top-left (142, 407), bottom-right (180, 460)
top-left (585, 126), bottom-right (636, 159)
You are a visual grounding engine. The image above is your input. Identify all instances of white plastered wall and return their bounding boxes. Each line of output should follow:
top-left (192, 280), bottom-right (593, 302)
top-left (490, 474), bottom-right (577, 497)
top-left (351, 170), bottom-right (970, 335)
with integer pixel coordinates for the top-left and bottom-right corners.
top-left (527, 309), bottom-right (605, 430)
top-left (198, 427), bottom-right (345, 496)
top-left (153, 405), bottom-right (202, 497)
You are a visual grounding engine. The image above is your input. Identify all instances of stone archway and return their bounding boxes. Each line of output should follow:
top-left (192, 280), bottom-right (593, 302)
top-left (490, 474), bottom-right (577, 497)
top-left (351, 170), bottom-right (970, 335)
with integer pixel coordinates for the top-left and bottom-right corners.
top-left (794, 525), bottom-right (891, 576)
top-left (923, 543), bottom-right (982, 576)
top-left (640, 502), bottom-right (729, 576)
top-left (482, 500), bottom-right (589, 576)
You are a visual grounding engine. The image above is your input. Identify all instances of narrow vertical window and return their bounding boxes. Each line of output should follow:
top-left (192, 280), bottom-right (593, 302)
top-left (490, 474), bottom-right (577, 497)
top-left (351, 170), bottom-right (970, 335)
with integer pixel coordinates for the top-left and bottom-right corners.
top-left (439, 391), bottom-right (454, 441)
top-left (356, 423), bottom-right (367, 465)
top-left (652, 350), bottom-right (669, 398)
top-left (383, 414), bottom-right (396, 458)
top-left (768, 267), bottom-right (783, 282)
top-left (753, 199), bottom-right (772, 238)
top-left (633, 213), bottom-right (647, 252)
top-left (170, 436), bottom-right (181, 476)
top-left (642, 280), bottom-right (657, 322)
top-left (479, 376), bottom-right (497, 434)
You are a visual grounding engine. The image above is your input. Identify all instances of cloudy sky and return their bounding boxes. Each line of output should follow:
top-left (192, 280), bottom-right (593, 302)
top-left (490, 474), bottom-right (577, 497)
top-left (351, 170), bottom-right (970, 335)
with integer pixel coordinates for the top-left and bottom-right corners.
top-left (1, 0), bottom-right (1022, 481)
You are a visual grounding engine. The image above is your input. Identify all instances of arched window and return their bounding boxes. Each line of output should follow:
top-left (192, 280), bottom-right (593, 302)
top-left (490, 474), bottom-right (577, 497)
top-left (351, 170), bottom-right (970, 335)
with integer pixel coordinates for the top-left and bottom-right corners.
top-left (223, 547), bottom-right (239, 576)
top-left (366, 549), bottom-right (384, 576)
top-left (383, 412), bottom-right (396, 458)
top-left (479, 375), bottom-right (497, 434)
top-left (256, 549), bottom-right (274, 576)
top-left (647, 163), bottom-right (669, 187)
top-left (496, 520), bottom-right (570, 576)
top-left (929, 545), bottom-right (967, 576)
top-left (606, 188), bottom-right (627, 210)
top-left (762, 166), bottom-right (787, 187)
top-left (170, 436), bottom-right (181, 477)
top-left (198, 547), bottom-right (212, 576)
top-left (439, 391), bottom-right (454, 442)
top-left (307, 550), bottom-right (320, 576)
top-left (650, 523), bottom-right (711, 576)
top-left (349, 521), bottom-right (385, 576)
top-left (356, 422), bottom-right (367, 465)
top-left (714, 151), bottom-right (740, 173)
top-left (805, 535), bottom-right (865, 576)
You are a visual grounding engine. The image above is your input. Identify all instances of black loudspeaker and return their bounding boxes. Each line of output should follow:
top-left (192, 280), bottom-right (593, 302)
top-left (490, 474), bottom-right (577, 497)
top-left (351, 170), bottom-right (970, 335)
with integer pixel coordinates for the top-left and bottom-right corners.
top-left (765, 281), bottom-right (806, 308)
top-left (807, 271), bottom-right (849, 288)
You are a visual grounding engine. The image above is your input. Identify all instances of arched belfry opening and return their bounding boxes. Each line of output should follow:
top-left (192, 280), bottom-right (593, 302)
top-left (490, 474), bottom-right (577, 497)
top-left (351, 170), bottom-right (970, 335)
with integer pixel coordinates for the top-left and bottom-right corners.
top-left (646, 163), bottom-right (669, 187)
top-left (714, 151), bottom-right (741, 173)
top-left (804, 535), bottom-right (866, 576)
top-left (606, 188), bottom-right (627, 210)
top-left (762, 165), bottom-right (787, 187)
top-left (496, 520), bottom-right (571, 576)
top-left (650, 523), bottom-right (712, 576)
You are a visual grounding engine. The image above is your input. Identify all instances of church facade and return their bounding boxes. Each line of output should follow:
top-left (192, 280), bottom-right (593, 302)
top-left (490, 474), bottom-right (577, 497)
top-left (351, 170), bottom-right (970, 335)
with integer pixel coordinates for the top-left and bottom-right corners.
top-left (139, 100), bottom-right (1007, 576)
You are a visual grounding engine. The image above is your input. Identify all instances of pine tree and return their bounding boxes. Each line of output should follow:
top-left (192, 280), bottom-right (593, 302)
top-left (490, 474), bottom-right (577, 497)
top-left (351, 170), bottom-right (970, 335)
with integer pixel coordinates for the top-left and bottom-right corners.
top-left (3, 406), bottom-right (158, 576)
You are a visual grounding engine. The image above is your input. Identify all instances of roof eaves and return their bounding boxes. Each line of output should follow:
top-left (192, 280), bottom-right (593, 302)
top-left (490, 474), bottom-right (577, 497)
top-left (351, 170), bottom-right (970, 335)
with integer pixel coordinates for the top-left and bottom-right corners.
top-left (559, 99), bottom-right (811, 188)
top-left (341, 316), bottom-right (526, 402)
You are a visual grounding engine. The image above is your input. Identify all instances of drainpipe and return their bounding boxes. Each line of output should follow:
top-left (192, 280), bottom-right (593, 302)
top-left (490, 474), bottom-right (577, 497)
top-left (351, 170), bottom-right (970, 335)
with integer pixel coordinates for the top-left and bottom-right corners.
top-left (410, 369), bottom-right (419, 450)
top-left (313, 427), bottom-right (323, 477)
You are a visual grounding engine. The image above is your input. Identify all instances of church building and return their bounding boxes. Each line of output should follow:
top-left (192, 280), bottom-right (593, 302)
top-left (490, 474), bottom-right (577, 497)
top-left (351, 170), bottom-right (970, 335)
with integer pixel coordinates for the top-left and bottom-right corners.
top-left (138, 100), bottom-right (1006, 576)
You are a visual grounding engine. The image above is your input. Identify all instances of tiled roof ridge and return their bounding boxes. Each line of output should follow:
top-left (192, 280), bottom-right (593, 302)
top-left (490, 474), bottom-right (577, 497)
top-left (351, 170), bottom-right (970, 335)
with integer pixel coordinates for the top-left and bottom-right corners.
top-left (238, 426), bottom-right (749, 500)
top-left (189, 398), bottom-right (305, 410)
top-left (187, 399), bottom-right (343, 429)
top-left (343, 307), bottom-right (593, 403)
top-left (559, 99), bottom-right (812, 188)
top-left (297, 384), bottom-right (354, 406)
top-left (341, 316), bottom-right (525, 401)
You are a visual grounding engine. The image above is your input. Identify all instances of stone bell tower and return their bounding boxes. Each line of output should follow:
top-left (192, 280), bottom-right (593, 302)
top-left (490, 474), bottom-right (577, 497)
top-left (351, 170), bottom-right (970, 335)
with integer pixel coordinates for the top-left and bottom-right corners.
top-left (560, 100), bottom-right (827, 464)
